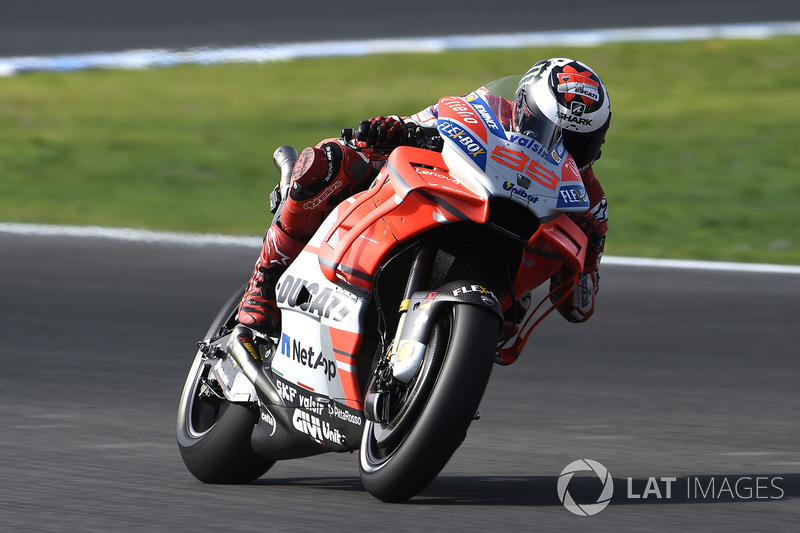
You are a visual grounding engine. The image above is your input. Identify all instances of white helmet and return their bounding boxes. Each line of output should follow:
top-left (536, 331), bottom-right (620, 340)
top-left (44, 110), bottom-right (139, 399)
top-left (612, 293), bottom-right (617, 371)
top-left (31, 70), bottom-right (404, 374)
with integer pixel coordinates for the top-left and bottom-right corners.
top-left (512, 58), bottom-right (611, 171)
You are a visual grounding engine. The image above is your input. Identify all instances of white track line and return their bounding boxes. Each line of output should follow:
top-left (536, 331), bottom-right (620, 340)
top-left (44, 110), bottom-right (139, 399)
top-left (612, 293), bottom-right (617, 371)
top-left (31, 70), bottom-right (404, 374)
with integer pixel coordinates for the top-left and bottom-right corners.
top-left (1, 21), bottom-right (799, 76)
top-left (0, 222), bottom-right (262, 248)
top-left (602, 256), bottom-right (800, 275)
top-left (2, 222), bottom-right (799, 274)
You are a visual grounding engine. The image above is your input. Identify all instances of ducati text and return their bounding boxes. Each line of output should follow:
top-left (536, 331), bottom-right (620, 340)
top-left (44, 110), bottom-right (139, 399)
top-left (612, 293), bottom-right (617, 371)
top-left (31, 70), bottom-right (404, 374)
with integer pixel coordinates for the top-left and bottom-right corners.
top-left (276, 275), bottom-right (357, 321)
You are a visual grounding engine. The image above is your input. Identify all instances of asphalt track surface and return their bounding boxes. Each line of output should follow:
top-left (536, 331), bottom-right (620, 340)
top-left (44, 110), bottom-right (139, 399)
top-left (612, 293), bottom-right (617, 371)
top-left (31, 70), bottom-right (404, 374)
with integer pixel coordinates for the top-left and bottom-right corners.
top-left (2, 231), bottom-right (799, 531)
top-left (2, 0), bottom-right (800, 56)
top-left (2, 2), bottom-right (800, 531)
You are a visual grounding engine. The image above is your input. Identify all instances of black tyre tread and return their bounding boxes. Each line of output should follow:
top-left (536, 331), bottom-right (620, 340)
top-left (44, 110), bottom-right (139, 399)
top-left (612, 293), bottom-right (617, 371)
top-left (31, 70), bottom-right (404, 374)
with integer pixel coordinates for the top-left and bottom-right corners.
top-left (360, 304), bottom-right (500, 502)
top-left (178, 403), bottom-right (273, 484)
top-left (176, 282), bottom-right (274, 484)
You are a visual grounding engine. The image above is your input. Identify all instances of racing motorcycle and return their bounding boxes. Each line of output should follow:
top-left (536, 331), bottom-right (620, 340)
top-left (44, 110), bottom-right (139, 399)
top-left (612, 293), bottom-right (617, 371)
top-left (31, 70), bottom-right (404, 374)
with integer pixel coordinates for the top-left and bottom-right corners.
top-left (176, 76), bottom-right (590, 502)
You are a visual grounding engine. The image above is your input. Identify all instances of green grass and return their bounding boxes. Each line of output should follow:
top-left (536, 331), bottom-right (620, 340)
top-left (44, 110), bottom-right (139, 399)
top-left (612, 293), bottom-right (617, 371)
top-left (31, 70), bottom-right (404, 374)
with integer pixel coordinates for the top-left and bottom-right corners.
top-left (1, 37), bottom-right (799, 264)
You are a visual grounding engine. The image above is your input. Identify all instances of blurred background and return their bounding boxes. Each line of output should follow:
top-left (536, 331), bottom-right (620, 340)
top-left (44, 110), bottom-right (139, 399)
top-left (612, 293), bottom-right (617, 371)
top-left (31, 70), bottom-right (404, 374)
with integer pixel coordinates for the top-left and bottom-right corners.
top-left (1, 2), bottom-right (799, 531)
top-left (1, 0), bottom-right (799, 263)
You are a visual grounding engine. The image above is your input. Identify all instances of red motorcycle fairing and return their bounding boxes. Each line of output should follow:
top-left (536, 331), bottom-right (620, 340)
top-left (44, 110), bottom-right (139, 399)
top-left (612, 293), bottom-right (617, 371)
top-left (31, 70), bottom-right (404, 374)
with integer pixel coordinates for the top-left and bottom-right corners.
top-left (317, 145), bottom-right (586, 295)
top-left (274, 146), bottom-right (483, 415)
top-left (317, 146), bottom-right (489, 291)
top-left (273, 145), bottom-right (588, 412)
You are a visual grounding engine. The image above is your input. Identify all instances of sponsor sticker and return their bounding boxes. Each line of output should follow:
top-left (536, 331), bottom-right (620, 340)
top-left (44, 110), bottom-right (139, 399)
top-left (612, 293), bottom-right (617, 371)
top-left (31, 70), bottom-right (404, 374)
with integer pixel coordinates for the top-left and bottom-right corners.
top-left (275, 275), bottom-right (357, 321)
top-left (556, 185), bottom-right (590, 209)
top-left (280, 333), bottom-right (337, 381)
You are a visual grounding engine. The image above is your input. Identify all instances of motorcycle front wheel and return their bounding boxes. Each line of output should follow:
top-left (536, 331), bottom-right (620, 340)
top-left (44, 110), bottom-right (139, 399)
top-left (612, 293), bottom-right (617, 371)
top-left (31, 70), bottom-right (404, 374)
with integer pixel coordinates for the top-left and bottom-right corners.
top-left (359, 303), bottom-right (500, 502)
top-left (176, 284), bottom-right (275, 483)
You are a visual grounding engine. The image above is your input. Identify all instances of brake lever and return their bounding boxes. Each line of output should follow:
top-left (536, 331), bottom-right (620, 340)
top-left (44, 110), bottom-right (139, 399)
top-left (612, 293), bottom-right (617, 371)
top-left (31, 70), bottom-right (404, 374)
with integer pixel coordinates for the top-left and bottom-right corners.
top-left (340, 128), bottom-right (394, 156)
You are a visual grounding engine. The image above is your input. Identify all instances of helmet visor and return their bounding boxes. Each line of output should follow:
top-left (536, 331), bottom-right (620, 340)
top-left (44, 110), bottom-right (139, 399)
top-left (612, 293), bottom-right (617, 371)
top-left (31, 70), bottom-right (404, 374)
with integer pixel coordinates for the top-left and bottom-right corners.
top-left (514, 90), bottom-right (562, 152)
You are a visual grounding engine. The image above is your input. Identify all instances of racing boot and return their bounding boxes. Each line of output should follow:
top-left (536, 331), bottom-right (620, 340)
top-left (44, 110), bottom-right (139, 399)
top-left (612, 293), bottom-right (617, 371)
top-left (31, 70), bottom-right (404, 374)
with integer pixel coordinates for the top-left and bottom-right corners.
top-left (239, 140), bottom-right (375, 333)
top-left (237, 224), bottom-right (305, 335)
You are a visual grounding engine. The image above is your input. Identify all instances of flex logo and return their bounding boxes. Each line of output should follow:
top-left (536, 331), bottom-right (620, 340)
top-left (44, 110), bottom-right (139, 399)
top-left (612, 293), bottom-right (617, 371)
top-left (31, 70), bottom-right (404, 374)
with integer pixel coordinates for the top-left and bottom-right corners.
top-left (275, 275), bottom-right (357, 321)
top-left (437, 121), bottom-right (487, 158)
top-left (556, 185), bottom-right (590, 209)
top-left (280, 333), bottom-right (337, 381)
top-left (452, 284), bottom-right (498, 304)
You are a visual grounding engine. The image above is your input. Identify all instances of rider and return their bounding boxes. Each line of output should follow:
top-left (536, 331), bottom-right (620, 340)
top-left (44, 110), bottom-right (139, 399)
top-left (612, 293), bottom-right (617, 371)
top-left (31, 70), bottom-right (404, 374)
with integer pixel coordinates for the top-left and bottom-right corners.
top-left (237, 57), bottom-right (610, 343)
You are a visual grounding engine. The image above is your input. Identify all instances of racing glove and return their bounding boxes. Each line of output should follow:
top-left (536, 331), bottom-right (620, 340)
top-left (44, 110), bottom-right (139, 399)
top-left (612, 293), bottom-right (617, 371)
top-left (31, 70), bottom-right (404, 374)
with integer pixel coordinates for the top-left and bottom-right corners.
top-left (569, 208), bottom-right (606, 274)
top-left (356, 116), bottom-right (408, 149)
top-left (550, 268), bottom-right (598, 323)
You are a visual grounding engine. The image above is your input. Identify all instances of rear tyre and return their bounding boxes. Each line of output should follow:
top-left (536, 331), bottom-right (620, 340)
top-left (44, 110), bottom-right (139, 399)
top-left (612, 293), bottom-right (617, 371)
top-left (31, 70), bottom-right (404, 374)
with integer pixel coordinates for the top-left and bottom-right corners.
top-left (176, 284), bottom-right (275, 483)
top-left (359, 303), bottom-right (500, 502)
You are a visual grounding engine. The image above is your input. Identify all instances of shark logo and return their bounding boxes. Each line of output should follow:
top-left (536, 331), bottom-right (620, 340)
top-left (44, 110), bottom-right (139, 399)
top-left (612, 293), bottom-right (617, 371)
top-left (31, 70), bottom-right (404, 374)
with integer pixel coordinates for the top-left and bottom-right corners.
top-left (570, 101), bottom-right (586, 116)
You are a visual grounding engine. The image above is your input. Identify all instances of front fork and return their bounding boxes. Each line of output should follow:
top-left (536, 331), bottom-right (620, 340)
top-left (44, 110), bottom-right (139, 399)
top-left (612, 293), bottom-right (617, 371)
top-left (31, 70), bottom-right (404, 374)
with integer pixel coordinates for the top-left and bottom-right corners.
top-left (364, 244), bottom-right (436, 423)
top-left (388, 244), bottom-right (437, 361)
top-left (363, 245), bottom-right (503, 423)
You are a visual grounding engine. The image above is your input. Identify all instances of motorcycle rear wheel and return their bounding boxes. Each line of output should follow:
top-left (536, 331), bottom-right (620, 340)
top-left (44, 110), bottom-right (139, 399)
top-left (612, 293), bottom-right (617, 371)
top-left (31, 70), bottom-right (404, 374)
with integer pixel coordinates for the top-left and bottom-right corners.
top-left (176, 284), bottom-right (275, 483)
top-left (359, 303), bottom-right (500, 502)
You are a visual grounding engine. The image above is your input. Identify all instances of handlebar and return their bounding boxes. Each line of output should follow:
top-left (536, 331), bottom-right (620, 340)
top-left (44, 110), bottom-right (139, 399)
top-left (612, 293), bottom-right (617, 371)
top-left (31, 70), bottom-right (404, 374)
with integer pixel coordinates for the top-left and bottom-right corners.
top-left (341, 125), bottom-right (443, 153)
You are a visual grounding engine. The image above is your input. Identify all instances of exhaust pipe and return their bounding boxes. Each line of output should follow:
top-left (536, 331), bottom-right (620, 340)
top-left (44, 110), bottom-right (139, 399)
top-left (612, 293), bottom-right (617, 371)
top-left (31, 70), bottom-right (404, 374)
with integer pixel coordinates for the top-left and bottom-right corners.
top-left (269, 145), bottom-right (299, 213)
top-left (226, 325), bottom-right (284, 407)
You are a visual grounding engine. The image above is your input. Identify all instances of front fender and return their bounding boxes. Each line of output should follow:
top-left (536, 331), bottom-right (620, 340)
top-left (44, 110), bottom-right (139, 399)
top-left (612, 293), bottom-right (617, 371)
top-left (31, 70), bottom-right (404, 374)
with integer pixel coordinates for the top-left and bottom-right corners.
top-left (388, 280), bottom-right (502, 384)
top-left (400, 280), bottom-right (503, 345)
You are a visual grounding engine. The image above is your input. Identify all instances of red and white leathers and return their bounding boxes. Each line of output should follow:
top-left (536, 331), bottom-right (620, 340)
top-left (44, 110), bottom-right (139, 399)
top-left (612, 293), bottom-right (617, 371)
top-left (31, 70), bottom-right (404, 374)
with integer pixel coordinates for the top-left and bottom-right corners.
top-left (237, 139), bottom-right (382, 332)
top-left (548, 167), bottom-right (607, 323)
top-left (238, 89), bottom-right (608, 333)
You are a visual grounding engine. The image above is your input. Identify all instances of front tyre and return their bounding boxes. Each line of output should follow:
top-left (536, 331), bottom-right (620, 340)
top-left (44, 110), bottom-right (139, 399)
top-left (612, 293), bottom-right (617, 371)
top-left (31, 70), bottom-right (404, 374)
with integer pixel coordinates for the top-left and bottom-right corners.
top-left (359, 304), bottom-right (500, 502)
top-left (176, 284), bottom-right (275, 483)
